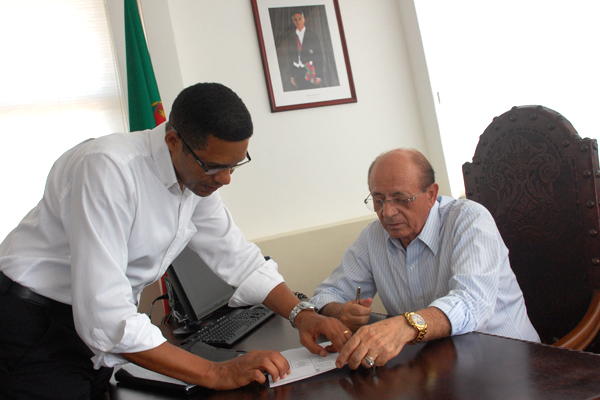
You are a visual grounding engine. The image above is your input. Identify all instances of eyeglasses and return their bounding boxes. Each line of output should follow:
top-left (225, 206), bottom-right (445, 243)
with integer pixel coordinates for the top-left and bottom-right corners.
top-left (171, 125), bottom-right (251, 175)
top-left (364, 186), bottom-right (428, 212)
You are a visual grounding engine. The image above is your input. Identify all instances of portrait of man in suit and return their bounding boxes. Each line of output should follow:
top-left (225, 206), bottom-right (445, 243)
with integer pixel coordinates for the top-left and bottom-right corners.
top-left (288, 10), bottom-right (324, 90)
top-left (269, 6), bottom-right (339, 92)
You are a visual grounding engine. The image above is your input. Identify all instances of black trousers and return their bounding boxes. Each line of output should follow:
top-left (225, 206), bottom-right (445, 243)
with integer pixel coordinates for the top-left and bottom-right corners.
top-left (291, 66), bottom-right (315, 90)
top-left (0, 293), bottom-right (113, 399)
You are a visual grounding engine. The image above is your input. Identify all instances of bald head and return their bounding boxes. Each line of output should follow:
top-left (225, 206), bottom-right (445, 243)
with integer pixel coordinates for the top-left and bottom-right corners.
top-left (368, 149), bottom-right (435, 191)
top-left (366, 148), bottom-right (438, 247)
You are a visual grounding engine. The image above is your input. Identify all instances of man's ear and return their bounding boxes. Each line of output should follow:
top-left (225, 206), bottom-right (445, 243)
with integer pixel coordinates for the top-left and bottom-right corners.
top-left (164, 128), bottom-right (179, 152)
top-left (427, 183), bottom-right (439, 206)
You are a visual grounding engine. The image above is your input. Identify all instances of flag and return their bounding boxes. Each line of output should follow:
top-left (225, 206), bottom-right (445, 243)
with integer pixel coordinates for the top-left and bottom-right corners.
top-left (124, 0), bottom-right (168, 316)
top-left (124, 0), bottom-right (166, 131)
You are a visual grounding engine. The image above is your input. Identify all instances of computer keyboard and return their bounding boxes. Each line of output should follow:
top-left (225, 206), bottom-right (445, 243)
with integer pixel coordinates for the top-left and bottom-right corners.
top-left (180, 305), bottom-right (275, 348)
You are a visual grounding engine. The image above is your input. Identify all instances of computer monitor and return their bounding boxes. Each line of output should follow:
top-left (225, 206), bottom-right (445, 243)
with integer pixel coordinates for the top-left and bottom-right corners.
top-left (166, 246), bottom-right (236, 331)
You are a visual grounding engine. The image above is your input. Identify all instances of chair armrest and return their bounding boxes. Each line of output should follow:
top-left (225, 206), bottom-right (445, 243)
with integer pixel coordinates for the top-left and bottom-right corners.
top-left (553, 290), bottom-right (600, 350)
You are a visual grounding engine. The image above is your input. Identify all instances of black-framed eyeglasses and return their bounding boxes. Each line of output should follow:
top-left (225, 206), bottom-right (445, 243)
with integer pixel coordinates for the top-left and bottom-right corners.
top-left (171, 125), bottom-right (251, 175)
top-left (364, 186), bottom-right (429, 212)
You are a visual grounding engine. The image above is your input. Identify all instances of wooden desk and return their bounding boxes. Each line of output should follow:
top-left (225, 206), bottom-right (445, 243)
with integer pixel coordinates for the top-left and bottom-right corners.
top-left (110, 315), bottom-right (600, 400)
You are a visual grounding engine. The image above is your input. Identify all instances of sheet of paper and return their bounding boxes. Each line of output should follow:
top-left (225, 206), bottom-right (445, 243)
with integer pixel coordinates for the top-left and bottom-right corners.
top-left (269, 341), bottom-right (338, 388)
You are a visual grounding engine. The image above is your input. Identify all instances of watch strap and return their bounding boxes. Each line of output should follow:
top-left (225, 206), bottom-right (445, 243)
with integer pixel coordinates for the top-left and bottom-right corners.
top-left (404, 312), bottom-right (427, 345)
top-left (289, 301), bottom-right (316, 328)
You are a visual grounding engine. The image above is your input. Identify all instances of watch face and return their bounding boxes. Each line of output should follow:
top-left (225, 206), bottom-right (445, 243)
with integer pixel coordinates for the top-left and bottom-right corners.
top-left (411, 313), bottom-right (426, 327)
top-left (299, 301), bottom-right (316, 310)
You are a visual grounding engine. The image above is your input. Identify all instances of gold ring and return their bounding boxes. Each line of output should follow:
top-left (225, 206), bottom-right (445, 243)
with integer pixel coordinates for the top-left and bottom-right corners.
top-left (343, 330), bottom-right (349, 334)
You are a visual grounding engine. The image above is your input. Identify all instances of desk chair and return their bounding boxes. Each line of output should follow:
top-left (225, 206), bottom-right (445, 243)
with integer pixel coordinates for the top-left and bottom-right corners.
top-left (462, 105), bottom-right (600, 352)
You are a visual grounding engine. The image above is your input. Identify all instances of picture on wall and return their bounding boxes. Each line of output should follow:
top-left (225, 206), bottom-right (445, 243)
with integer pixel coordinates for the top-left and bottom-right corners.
top-left (251, 0), bottom-right (357, 112)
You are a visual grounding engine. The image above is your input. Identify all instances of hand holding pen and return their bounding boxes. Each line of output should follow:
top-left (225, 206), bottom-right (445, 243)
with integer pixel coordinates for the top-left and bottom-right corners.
top-left (354, 285), bottom-right (373, 311)
top-left (336, 286), bottom-right (371, 332)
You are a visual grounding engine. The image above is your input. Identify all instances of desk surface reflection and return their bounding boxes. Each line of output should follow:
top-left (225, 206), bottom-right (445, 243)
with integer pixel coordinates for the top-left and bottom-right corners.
top-left (110, 314), bottom-right (600, 400)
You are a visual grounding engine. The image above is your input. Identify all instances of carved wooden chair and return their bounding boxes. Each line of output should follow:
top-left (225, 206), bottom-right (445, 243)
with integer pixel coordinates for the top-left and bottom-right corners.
top-left (462, 105), bottom-right (600, 352)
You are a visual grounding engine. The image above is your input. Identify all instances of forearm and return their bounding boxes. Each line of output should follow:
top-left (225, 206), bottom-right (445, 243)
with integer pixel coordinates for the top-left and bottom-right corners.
top-left (414, 306), bottom-right (452, 342)
top-left (319, 302), bottom-right (343, 319)
top-left (122, 342), bottom-right (218, 388)
top-left (325, 302), bottom-right (451, 341)
top-left (123, 340), bottom-right (291, 390)
top-left (262, 283), bottom-right (328, 332)
top-left (378, 307), bottom-right (451, 344)
top-left (262, 282), bottom-right (300, 319)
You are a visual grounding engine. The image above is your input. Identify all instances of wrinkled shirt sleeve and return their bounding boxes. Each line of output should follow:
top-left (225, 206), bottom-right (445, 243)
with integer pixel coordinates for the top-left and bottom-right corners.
top-left (66, 153), bottom-right (166, 368)
top-left (428, 206), bottom-right (507, 336)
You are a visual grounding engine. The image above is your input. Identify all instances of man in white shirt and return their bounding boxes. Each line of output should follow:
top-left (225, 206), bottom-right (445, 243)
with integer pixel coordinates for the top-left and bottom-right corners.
top-left (0, 82), bottom-right (348, 399)
top-left (311, 148), bottom-right (539, 370)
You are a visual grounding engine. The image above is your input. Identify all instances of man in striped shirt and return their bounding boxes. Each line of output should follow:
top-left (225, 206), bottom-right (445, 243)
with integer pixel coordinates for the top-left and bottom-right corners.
top-left (311, 148), bottom-right (539, 370)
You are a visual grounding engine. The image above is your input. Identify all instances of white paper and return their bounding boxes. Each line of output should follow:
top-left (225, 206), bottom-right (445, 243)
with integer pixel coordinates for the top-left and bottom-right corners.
top-left (269, 342), bottom-right (338, 388)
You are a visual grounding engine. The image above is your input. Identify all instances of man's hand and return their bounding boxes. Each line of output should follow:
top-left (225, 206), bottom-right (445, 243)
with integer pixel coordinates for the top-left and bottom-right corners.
top-left (123, 342), bottom-right (290, 391)
top-left (261, 283), bottom-right (351, 356)
top-left (335, 316), bottom-right (415, 369)
top-left (320, 298), bottom-right (373, 332)
top-left (293, 310), bottom-right (351, 356)
top-left (207, 350), bottom-right (291, 390)
top-left (334, 307), bottom-right (451, 369)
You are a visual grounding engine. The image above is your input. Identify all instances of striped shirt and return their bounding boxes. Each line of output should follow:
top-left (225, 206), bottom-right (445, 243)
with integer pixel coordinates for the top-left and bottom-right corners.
top-left (311, 196), bottom-right (540, 342)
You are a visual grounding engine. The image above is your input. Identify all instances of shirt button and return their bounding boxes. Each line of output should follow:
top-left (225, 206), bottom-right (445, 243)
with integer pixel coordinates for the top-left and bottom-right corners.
top-left (410, 265), bottom-right (415, 270)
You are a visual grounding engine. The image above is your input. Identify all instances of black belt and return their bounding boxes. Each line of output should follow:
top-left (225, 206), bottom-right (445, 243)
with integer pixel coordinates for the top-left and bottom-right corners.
top-left (0, 271), bottom-right (72, 315)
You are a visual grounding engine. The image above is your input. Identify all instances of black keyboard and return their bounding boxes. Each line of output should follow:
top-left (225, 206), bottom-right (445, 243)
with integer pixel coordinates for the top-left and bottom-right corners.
top-left (180, 305), bottom-right (275, 348)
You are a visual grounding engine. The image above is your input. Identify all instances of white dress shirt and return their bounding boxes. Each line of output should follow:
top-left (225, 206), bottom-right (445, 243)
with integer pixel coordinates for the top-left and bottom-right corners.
top-left (0, 123), bottom-right (284, 367)
top-left (311, 196), bottom-right (540, 342)
top-left (296, 27), bottom-right (306, 44)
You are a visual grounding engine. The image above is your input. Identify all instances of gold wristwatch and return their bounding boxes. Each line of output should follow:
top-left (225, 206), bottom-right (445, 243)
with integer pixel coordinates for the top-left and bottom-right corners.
top-left (404, 312), bottom-right (427, 344)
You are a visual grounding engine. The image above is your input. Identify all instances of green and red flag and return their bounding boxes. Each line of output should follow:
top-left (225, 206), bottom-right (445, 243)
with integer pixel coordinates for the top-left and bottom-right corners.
top-left (124, 0), bottom-right (168, 314)
top-left (124, 0), bottom-right (166, 131)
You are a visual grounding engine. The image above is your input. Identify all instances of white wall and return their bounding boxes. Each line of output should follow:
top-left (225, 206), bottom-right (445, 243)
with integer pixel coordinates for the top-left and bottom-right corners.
top-left (105, 0), bottom-right (448, 241)
top-left (414, 0), bottom-right (600, 198)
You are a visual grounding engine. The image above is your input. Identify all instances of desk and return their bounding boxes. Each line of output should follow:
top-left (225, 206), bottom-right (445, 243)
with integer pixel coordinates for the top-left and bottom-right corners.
top-left (110, 315), bottom-right (600, 400)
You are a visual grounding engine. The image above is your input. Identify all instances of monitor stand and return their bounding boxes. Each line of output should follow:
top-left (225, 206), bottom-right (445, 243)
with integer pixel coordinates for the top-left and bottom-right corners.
top-left (173, 322), bottom-right (203, 336)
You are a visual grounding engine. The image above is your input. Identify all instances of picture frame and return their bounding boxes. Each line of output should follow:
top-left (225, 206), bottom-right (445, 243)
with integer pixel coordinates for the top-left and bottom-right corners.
top-left (251, 0), bottom-right (357, 112)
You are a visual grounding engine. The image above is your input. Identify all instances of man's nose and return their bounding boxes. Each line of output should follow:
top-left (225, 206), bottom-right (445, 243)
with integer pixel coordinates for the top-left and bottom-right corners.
top-left (381, 200), bottom-right (398, 217)
top-left (213, 168), bottom-right (232, 185)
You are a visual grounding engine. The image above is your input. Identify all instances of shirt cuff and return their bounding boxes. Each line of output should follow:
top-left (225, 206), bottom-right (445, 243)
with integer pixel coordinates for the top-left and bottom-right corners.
top-left (228, 259), bottom-right (284, 307)
top-left (91, 313), bottom-right (167, 368)
top-left (429, 297), bottom-right (472, 336)
top-left (310, 292), bottom-right (349, 312)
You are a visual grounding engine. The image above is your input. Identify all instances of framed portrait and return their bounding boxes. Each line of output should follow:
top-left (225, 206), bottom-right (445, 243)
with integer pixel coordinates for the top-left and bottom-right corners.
top-left (251, 0), bottom-right (357, 112)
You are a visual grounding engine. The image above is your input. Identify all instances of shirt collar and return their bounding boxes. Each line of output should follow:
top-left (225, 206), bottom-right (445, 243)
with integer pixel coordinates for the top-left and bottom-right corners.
top-left (415, 197), bottom-right (442, 255)
top-left (385, 196), bottom-right (442, 254)
top-left (149, 122), bottom-right (179, 190)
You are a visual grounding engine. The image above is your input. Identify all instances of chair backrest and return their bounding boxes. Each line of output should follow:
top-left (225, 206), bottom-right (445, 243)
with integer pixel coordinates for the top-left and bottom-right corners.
top-left (462, 105), bottom-right (600, 348)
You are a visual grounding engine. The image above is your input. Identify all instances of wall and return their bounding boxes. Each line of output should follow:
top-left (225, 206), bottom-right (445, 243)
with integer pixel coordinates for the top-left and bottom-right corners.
top-left (106, 0), bottom-right (450, 319)
top-left (106, 0), bottom-right (450, 243)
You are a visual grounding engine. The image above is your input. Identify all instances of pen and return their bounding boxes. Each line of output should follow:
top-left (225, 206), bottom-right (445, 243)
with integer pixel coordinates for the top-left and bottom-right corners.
top-left (356, 286), bottom-right (361, 303)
